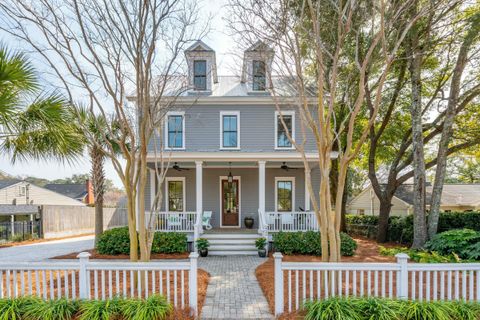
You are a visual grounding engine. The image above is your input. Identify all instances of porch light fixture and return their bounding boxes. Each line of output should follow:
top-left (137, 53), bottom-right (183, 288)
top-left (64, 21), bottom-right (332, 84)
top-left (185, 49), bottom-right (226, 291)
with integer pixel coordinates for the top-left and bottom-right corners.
top-left (227, 162), bottom-right (233, 185)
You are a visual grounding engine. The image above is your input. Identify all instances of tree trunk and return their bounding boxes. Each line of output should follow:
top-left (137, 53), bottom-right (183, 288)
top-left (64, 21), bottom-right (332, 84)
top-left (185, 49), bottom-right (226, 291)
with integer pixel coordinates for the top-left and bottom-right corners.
top-left (428, 14), bottom-right (480, 239)
top-left (408, 10), bottom-right (428, 249)
top-left (90, 146), bottom-right (105, 247)
top-left (377, 198), bottom-right (393, 243)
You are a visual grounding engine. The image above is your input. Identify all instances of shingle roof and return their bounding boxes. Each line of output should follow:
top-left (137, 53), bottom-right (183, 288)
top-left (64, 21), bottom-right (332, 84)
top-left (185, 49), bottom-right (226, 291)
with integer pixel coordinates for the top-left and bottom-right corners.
top-left (0, 204), bottom-right (38, 216)
top-left (43, 183), bottom-right (87, 201)
top-left (392, 183), bottom-right (480, 207)
top-left (0, 179), bottom-right (21, 190)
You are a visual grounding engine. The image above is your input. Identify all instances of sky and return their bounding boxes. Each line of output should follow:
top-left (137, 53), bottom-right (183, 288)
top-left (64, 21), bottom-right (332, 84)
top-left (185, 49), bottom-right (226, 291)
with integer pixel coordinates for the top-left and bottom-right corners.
top-left (0, 0), bottom-right (236, 189)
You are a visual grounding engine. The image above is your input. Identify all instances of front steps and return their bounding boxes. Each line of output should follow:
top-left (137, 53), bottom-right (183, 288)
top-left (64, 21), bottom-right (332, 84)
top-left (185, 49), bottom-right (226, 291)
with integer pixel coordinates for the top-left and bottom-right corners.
top-left (202, 232), bottom-right (260, 256)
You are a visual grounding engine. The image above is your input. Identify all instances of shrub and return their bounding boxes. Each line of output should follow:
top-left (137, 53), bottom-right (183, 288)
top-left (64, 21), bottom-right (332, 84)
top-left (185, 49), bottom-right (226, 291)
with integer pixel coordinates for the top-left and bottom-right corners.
top-left (0, 297), bottom-right (35, 320)
top-left (304, 297), bottom-right (480, 320)
top-left (151, 232), bottom-right (187, 254)
top-left (425, 229), bottom-right (480, 260)
top-left (379, 246), bottom-right (461, 263)
top-left (22, 298), bottom-right (79, 320)
top-left (120, 295), bottom-right (171, 320)
top-left (97, 227), bottom-right (187, 255)
top-left (97, 227), bottom-right (131, 255)
top-left (78, 298), bottom-right (121, 320)
top-left (273, 231), bottom-right (357, 256)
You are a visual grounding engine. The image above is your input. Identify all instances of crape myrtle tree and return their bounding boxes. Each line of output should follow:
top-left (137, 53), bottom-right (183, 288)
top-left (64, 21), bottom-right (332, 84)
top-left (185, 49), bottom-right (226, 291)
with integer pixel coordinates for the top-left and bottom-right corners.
top-left (0, 0), bottom-right (207, 261)
top-left (228, 0), bottom-right (427, 261)
top-left (365, 2), bottom-right (480, 244)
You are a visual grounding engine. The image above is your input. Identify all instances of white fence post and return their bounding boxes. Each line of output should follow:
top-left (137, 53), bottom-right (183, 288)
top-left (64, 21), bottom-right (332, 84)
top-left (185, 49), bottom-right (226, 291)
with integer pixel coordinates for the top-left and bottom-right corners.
top-left (396, 253), bottom-right (409, 299)
top-left (189, 252), bottom-right (199, 316)
top-left (77, 252), bottom-right (91, 299)
top-left (274, 252), bottom-right (284, 316)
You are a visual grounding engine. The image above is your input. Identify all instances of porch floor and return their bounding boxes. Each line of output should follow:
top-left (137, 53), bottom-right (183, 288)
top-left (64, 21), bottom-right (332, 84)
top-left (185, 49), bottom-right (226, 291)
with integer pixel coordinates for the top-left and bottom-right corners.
top-left (204, 228), bottom-right (258, 234)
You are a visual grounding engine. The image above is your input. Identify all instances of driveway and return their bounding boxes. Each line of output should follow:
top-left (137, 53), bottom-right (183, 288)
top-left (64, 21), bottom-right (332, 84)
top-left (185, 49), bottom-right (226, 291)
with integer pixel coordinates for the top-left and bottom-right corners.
top-left (0, 235), bottom-right (94, 262)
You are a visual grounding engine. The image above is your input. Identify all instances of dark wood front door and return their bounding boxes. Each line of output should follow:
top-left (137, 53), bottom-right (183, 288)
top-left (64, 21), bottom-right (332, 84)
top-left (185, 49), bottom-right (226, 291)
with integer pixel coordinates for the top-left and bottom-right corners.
top-left (221, 179), bottom-right (239, 227)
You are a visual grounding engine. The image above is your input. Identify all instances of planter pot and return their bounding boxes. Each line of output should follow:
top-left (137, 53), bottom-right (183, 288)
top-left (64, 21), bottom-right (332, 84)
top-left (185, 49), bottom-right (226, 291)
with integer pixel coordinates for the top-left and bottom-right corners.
top-left (199, 249), bottom-right (208, 257)
top-left (244, 218), bottom-right (254, 229)
top-left (258, 249), bottom-right (266, 258)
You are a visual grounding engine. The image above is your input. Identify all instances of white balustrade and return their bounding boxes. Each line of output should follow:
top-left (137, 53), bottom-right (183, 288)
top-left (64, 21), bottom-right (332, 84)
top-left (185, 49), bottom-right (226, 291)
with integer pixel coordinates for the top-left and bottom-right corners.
top-left (266, 211), bottom-right (318, 232)
top-left (0, 252), bottom-right (199, 316)
top-left (273, 253), bottom-right (480, 315)
top-left (153, 211), bottom-right (197, 232)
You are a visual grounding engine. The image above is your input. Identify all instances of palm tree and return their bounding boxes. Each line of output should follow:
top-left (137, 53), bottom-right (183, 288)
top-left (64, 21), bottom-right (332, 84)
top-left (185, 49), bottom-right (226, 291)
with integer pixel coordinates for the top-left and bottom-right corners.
top-left (0, 47), bottom-right (83, 160)
top-left (74, 107), bottom-right (120, 246)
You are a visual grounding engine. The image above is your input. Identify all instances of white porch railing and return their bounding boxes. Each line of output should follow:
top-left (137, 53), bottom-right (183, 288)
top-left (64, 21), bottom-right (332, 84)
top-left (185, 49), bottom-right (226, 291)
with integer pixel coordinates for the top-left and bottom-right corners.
top-left (0, 252), bottom-right (198, 315)
top-left (273, 253), bottom-right (480, 315)
top-left (266, 211), bottom-right (318, 232)
top-left (153, 211), bottom-right (197, 232)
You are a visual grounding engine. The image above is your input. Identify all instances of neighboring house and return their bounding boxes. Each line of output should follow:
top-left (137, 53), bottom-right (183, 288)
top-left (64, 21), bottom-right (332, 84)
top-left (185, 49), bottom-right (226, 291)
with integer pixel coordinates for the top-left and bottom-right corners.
top-left (347, 183), bottom-right (480, 216)
top-left (44, 180), bottom-right (94, 205)
top-left (0, 179), bottom-right (85, 207)
top-left (132, 40), bottom-right (325, 254)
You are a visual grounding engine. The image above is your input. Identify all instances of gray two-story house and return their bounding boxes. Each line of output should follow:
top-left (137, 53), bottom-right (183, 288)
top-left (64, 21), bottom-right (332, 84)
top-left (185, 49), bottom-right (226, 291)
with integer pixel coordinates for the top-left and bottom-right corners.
top-left (143, 40), bottom-right (321, 255)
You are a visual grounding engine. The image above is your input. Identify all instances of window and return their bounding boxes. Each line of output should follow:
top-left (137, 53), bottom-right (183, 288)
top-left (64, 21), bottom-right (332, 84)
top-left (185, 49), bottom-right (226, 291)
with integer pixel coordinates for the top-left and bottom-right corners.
top-left (252, 60), bottom-right (266, 91)
top-left (220, 111), bottom-right (240, 149)
top-left (18, 186), bottom-right (25, 197)
top-left (166, 178), bottom-right (185, 212)
top-left (275, 111), bottom-right (295, 149)
top-left (193, 60), bottom-right (207, 90)
top-left (275, 177), bottom-right (295, 212)
top-left (165, 112), bottom-right (185, 149)
top-left (357, 209), bottom-right (365, 215)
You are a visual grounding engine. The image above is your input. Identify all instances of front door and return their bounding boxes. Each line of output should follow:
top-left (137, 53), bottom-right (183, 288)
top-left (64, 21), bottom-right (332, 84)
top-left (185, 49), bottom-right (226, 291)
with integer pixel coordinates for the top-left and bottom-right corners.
top-left (221, 179), bottom-right (239, 227)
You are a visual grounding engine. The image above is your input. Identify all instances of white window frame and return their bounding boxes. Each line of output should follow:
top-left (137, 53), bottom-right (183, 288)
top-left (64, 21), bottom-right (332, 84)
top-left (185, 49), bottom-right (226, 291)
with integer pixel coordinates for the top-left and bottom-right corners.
top-left (164, 111), bottom-right (185, 150)
top-left (165, 177), bottom-right (186, 212)
top-left (220, 111), bottom-right (240, 150)
top-left (274, 177), bottom-right (295, 212)
top-left (275, 111), bottom-right (295, 150)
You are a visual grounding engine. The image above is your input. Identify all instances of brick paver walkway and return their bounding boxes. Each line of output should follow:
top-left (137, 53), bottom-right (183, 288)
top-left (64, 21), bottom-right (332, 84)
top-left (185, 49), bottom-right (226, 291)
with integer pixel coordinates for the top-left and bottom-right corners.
top-left (199, 256), bottom-right (273, 319)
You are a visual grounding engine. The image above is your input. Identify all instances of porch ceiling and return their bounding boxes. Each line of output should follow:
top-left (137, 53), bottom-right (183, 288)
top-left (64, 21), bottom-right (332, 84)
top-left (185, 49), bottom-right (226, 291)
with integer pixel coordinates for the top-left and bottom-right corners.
top-left (148, 160), bottom-right (315, 169)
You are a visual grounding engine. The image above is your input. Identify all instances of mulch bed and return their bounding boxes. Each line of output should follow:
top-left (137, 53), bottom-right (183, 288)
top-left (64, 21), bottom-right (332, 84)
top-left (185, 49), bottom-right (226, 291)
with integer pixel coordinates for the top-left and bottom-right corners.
top-left (52, 249), bottom-right (190, 260)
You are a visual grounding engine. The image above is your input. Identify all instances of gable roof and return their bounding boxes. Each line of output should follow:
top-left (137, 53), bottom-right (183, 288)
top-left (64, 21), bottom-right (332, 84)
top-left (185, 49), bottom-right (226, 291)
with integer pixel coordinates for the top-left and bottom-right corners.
top-left (0, 179), bottom-right (22, 190)
top-left (185, 40), bottom-right (214, 52)
top-left (43, 183), bottom-right (87, 201)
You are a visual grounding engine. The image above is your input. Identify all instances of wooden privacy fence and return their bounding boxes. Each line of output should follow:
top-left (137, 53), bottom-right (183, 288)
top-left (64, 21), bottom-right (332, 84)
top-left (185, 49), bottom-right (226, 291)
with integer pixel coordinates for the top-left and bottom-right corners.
top-left (0, 252), bottom-right (199, 315)
top-left (273, 253), bottom-right (480, 315)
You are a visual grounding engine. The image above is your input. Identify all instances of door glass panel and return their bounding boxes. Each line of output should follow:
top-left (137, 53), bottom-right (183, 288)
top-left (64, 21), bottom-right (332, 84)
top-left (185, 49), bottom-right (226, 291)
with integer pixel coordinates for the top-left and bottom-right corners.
top-left (223, 181), bottom-right (238, 214)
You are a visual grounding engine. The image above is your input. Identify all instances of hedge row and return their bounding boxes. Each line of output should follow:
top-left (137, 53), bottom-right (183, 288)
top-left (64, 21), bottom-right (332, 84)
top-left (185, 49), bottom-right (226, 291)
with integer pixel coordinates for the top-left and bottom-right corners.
top-left (97, 227), bottom-right (188, 255)
top-left (305, 297), bottom-right (480, 320)
top-left (345, 211), bottom-right (480, 244)
top-left (0, 295), bottom-right (171, 320)
top-left (273, 231), bottom-right (357, 256)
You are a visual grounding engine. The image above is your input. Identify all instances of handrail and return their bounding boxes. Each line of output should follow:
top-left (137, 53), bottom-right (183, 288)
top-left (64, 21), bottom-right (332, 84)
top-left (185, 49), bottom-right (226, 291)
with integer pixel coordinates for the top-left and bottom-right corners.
top-left (265, 211), bottom-right (318, 232)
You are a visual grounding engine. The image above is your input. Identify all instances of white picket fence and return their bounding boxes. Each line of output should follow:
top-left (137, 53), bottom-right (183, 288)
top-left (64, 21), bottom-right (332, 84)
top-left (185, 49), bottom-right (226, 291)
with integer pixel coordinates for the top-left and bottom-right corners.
top-left (0, 252), bottom-right (198, 315)
top-left (273, 253), bottom-right (480, 315)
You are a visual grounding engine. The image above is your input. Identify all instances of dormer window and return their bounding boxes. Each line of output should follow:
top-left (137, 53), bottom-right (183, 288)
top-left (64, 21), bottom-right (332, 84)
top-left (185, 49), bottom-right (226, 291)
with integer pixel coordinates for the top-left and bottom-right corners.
top-left (252, 60), bottom-right (266, 91)
top-left (193, 60), bottom-right (207, 90)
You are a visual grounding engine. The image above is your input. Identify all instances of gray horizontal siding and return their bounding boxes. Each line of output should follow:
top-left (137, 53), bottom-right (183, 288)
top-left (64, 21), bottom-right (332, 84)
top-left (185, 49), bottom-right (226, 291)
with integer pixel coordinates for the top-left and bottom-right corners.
top-left (149, 104), bottom-right (318, 153)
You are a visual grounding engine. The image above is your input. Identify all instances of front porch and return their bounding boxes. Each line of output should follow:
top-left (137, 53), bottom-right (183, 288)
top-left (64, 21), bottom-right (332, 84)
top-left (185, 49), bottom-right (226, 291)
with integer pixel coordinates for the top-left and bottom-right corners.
top-left (145, 159), bottom-right (321, 243)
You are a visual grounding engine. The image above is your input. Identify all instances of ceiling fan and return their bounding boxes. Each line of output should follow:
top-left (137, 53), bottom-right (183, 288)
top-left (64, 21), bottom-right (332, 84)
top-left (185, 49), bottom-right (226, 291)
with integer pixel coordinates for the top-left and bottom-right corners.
top-left (281, 162), bottom-right (298, 171)
top-left (172, 162), bottom-right (190, 171)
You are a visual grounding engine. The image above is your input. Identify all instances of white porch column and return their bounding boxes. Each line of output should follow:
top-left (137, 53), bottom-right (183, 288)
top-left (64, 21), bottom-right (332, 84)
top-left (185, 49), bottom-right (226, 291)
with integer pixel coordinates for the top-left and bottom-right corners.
top-left (304, 167), bottom-right (311, 211)
top-left (149, 169), bottom-right (156, 211)
top-left (195, 161), bottom-right (203, 245)
top-left (258, 161), bottom-right (266, 216)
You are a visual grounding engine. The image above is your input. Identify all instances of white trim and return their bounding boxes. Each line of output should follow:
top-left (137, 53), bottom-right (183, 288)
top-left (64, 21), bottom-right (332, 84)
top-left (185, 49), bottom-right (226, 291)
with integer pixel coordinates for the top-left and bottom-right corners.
top-left (165, 177), bottom-right (186, 212)
top-left (195, 161), bottom-right (203, 217)
top-left (219, 111), bottom-right (240, 150)
top-left (127, 95), bottom-right (319, 105)
top-left (304, 168), bottom-right (311, 211)
top-left (149, 169), bottom-right (156, 211)
top-left (274, 177), bottom-right (296, 212)
top-left (164, 111), bottom-right (186, 150)
top-left (147, 151), bottom-right (336, 161)
top-left (258, 161), bottom-right (266, 216)
top-left (219, 175), bottom-right (241, 228)
top-left (274, 111), bottom-right (295, 150)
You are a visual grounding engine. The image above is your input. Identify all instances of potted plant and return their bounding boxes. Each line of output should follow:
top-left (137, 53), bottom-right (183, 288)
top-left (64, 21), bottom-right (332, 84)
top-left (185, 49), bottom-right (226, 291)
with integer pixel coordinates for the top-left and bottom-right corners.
top-left (255, 237), bottom-right (267, 257)
top-left (196, 238), bottom-right (209, 257)
top-left (244, 216), bottom-right (254, 229)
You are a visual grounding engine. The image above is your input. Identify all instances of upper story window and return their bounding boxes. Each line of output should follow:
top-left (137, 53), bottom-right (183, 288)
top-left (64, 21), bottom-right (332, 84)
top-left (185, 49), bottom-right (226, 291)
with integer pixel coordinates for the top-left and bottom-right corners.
top-left (275, 177), bottom-right (295, 212)
top-left (252, 60), bottom-right (266, 91)
top-left (193, 60), bottom-right (207, 90)
top-left (220, 111), bottom-right (240, 149)
top-left (165, 112), bottom-right (185, 149)
top-left (275, 111), bottom-right (295, 149)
